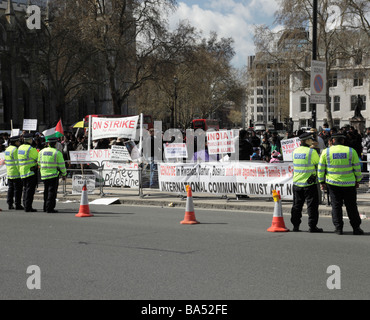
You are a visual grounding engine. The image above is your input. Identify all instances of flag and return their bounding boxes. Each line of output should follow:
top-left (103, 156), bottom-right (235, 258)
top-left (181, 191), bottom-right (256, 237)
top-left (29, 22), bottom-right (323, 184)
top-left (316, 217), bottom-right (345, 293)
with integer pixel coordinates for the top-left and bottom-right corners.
top-left (42, 119), bottom-right (64, 141)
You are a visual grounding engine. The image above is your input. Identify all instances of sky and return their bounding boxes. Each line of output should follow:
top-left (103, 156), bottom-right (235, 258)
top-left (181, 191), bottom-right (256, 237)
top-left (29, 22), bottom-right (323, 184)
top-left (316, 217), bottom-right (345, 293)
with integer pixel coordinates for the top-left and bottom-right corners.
top-left (167, 0), bottom-right (281, 69)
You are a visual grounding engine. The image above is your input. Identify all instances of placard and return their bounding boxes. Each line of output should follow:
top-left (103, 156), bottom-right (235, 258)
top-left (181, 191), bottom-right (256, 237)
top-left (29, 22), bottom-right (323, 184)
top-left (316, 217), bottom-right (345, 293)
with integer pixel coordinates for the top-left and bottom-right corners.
top-left (72, 175), bottom-right (96, 194)
top-left (164, 143), bottom-right (188, 159)
top-left (206, 130), bottom-right (235, 155)
top-left (23, 119), bottom-right (38, 131)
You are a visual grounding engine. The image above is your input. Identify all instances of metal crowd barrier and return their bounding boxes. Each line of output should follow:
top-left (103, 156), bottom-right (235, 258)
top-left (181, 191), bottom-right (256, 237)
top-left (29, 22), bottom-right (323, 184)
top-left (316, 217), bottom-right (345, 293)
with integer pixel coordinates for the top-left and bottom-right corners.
top-left (55, 160), bottom-right (370, 203)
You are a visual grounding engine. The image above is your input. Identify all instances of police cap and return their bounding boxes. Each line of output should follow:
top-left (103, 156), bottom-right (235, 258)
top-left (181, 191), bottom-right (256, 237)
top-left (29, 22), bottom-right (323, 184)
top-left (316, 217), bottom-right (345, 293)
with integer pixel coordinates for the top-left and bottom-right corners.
top-left (299, 132), bottom-right (314, 141)
top-left (9, 135), bottom-right (20, 142)
top-left (23, 133), bottom-right (34, 139)
top-left (331, 133), bottom-right (346, 139)
top-left (47, 137), bottom-right (58, 143)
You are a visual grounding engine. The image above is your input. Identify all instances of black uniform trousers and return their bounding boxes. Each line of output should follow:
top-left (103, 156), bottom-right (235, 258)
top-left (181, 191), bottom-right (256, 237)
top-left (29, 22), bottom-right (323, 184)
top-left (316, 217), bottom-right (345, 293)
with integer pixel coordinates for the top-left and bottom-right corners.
top-left (43, 177), bottom-right (59, 213)
top-left (326, 184), bottom-right (361, 231)
top-left (22, 174), bottom-right (37, 212)
top-left (291, 184), bottom-right (319, 228)
top-left (7, 178), bottom-right (23, 207)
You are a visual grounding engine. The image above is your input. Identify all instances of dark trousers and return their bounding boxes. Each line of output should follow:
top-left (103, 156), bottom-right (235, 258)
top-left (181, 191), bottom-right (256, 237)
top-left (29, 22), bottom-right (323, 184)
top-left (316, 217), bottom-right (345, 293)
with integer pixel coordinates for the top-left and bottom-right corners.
top-left (7, 178), bottom-right (23, 207)
top-left (327, 185), bottom-right (361, 230)
top-left (291, 184), bottom-right (319, 228)
top-left (22, 174), bottom-right (37, 211)
top-left (43, 177), bottom-right (59, 212)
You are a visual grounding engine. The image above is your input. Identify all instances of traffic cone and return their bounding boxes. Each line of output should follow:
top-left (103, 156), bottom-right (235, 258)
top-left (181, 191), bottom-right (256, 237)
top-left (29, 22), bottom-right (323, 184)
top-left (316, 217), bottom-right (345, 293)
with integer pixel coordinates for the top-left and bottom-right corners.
top-left (181, 185), bottom-right (200, 225)
top-left (75, 184), bottom-right (93, 218)
top-left (267, 190), bottom-right (289, 232)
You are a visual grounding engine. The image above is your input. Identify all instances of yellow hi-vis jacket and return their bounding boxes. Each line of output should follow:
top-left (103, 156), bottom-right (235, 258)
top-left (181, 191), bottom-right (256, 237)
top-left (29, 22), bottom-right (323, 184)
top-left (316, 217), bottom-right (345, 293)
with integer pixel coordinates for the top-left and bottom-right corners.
top-left (318, 145), bottom-right (362, 187)
top-left (38, 147), bottom-right (67, 180)
top-left (292, 146), bottom-right (319, 187)
top-left (18, 144), bottom-right (38, 179)
top-left (5, 145), bottom-right (20, 179)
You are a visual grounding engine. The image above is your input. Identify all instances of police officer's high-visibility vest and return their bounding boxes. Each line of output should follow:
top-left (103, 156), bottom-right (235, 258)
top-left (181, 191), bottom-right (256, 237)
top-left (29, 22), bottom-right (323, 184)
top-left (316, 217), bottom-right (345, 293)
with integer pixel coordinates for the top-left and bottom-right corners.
top-left (38, 147), bottom-right (67, 180)
top-left (5, 145), bottom-right (20, 179)
top-left (18, 144), bottom-right (38, 179)
top-left (318, 145), bottom-right (362, 187)
top-left (292, 146), bottom-right (319, 187)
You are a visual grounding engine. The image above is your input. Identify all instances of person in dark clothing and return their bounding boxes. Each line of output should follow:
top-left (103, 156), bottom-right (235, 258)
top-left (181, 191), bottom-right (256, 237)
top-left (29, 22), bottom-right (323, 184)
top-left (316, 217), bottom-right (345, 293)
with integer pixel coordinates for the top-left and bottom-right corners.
top-left (238, 129), bottom-right (254, 161)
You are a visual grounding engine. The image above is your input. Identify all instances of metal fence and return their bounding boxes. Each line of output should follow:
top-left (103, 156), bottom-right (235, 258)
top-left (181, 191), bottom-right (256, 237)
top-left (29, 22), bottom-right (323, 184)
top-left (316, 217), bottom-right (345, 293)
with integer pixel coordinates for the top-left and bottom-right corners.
top-left (53, 160), bottom-right (370, 204)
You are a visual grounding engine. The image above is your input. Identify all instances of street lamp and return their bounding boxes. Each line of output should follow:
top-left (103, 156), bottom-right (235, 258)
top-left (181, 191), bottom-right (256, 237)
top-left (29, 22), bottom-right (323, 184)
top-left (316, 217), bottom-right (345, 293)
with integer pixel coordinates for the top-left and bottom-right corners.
top-left (173, 76), bottom-right (178, 128)
top-left (311, 0), bottom-right (318, 129)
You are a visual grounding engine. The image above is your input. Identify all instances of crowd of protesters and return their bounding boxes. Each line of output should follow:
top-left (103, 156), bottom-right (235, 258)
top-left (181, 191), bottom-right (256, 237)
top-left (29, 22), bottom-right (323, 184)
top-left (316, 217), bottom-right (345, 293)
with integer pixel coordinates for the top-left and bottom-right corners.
top-left (0, 123), bottom-right (367, 166)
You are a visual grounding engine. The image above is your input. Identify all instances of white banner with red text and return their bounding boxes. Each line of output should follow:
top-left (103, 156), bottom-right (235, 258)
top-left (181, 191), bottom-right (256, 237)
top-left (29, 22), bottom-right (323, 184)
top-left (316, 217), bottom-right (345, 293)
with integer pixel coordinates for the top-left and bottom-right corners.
top-left (158, 161), bottom-right (294, 200)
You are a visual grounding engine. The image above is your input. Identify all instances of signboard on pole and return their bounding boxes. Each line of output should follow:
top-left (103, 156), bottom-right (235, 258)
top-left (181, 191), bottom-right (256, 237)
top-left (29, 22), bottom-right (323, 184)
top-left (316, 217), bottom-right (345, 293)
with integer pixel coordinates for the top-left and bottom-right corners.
top-left (310, 60), bottom-right (326, 104)
top-left (23, 119), bottom-right (38, 131)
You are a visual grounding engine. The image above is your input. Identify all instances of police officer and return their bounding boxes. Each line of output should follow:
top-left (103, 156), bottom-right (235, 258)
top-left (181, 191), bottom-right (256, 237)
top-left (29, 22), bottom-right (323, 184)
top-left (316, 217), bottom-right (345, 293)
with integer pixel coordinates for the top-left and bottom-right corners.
top-left (318, 133), bottom-right (364, 235)
top-left (291, 132), bottom-right (323, 233)
top-left (5, 136), bottom-right (24, 210)
top-left (38, 137), bottom-right (67, 213)
top-left (18, 133), bottom-right (39, 212)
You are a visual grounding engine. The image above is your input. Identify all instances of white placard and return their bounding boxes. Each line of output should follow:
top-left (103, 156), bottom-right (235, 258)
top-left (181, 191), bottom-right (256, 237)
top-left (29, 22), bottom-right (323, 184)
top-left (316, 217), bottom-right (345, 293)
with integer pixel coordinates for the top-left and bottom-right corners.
top-left (281, 137), bottom-right (301, 162)
top-left (110, 145), bottom-right (131, 162)
top-left (164, 143), bottom-right (188, 159)
top-left (206, 130), bottom-right (235, 155)
top-left (72, 175), bottom-right (96, 194)
top-left (23, 119), bottom-right (38, 131)
top-left (69, 151), bottom-right (91, 164)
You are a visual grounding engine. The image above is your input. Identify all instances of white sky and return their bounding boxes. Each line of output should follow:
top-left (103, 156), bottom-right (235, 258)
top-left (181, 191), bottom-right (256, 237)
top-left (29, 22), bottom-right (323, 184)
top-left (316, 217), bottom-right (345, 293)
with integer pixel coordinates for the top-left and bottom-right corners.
top-left (167, 0), bottom-right (281, 69)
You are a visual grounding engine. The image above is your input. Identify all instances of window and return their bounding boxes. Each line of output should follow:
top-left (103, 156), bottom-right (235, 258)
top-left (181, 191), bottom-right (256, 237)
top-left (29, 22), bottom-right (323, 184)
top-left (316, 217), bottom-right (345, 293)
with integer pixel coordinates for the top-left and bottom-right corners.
top-left (300, 96), bottom-right (307, 112)
top-left (328, 72), bottom-right (338, 87)
top-left (354, 72), bottom-right (364, 87)
top-left (351, 95), bottom-right (366, 111)
top-left (333, 96), bottom-right (340, 112)
top-left (334, 119), bottom-right (341, 128)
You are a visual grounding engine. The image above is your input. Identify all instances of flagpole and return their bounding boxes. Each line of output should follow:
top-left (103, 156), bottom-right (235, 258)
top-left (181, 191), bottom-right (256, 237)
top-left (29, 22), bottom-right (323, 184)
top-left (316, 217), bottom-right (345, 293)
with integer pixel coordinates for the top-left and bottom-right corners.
top-left (88, 115), bottom-right (92, 151)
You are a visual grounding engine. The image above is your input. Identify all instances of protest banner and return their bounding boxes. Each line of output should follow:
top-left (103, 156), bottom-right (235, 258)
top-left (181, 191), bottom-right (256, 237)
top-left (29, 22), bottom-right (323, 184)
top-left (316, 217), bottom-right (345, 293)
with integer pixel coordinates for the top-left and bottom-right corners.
top-left (91, 116), bottom-right (139, 140)
top-left (88, 149), bottom-right (139, 188)
top-left (158, 161), bottom-right (294, 200)
top-left (281, 137), bottom-right (301, 162)
top-left (206, 130), bottom-right (235, 155)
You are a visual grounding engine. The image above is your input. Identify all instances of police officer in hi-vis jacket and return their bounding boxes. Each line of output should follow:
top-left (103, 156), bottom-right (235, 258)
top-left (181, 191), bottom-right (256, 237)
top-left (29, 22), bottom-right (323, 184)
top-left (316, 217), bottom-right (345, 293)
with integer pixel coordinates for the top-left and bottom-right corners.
top-left (291, 132), bottom-right (323, 233)
top-left (38, 137), bottom-right (67, 213)
top-left (18, 133), bottom-right (38, 212)
top-left (5, 135), bottom-right (24, 210)
top-left (318, 133), bottom-right (364, 235)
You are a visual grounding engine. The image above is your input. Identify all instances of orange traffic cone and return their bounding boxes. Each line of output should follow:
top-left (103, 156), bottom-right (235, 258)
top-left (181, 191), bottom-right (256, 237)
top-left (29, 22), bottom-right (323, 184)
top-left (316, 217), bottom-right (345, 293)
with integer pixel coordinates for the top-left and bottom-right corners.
top-left (267, 190), bottom-right (289, 232)
top-left (75, 184), bottom-right (93, 218)
top-left (181, 185), bottom-right (200, 225)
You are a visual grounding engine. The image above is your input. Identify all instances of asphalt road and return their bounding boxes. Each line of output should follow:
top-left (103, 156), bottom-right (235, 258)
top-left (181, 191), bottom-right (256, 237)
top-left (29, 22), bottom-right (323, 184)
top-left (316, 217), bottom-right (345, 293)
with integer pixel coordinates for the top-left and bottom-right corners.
top-left (0, 199), bottom-right (370, 301)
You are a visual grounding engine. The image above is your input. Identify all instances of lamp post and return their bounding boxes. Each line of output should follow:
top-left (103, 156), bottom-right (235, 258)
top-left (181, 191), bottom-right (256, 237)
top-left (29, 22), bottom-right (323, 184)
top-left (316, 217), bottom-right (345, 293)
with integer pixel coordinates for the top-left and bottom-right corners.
top-left (311, 0), bottom-right (318, 129)
top-left (173, 76), bottom-right (178, 128)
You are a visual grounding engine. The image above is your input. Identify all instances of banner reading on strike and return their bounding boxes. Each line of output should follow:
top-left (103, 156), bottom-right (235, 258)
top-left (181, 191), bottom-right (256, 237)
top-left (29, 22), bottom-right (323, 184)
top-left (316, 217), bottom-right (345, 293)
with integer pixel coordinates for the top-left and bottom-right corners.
top-left (91, 116), bottom-right (139, 140)
top-left (158, 161), bottom-right (294, 200)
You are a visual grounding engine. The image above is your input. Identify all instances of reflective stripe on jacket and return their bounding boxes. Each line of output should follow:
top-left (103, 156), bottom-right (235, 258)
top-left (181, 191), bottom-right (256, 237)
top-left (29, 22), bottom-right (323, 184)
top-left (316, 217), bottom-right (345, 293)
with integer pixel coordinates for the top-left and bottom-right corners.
top-left (318, 145), bottom-right (362, 187)
top-left (38, 147), bottom-right (67, 180)
top-left (5, 145), bottom-right (20, 179)
top-left (292, 146), bottom-right (319, 187)
top-left (18, 144), bottom-right (38, 179)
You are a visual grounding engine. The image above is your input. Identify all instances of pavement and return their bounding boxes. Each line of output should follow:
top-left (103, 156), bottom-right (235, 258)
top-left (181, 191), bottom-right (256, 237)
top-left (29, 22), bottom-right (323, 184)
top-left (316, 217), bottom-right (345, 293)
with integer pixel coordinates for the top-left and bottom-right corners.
top-left (2, 181), bottom-right (370, 218)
